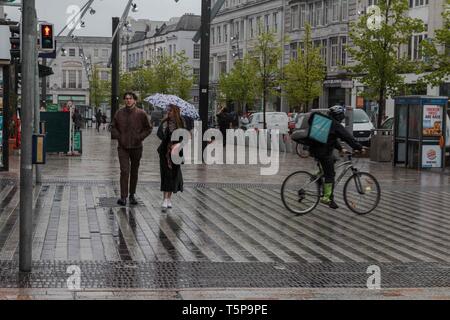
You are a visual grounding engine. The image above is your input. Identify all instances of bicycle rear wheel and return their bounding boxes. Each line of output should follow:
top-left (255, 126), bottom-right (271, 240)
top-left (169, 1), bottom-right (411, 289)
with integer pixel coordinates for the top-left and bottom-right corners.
top-left (296, 143), bottom-right (309, 158)
top-left (281, 171), bottom-right (320, 215)
top-left (343, 172), bottom-right (380, 215)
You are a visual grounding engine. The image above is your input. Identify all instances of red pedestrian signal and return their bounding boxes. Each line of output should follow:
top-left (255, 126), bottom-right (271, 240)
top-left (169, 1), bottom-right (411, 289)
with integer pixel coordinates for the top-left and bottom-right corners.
top-left (39, 23), bottom-right (54, 51)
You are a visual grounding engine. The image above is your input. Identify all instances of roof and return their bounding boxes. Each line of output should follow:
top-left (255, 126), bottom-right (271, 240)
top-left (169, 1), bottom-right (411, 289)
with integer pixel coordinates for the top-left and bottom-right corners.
top-left (156, 14), bottom-right (200, 36)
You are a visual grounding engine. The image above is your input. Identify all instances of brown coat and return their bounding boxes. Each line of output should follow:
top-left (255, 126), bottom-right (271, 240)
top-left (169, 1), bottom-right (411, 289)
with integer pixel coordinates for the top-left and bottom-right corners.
top-left (111, 106), bottom-right (153, 149)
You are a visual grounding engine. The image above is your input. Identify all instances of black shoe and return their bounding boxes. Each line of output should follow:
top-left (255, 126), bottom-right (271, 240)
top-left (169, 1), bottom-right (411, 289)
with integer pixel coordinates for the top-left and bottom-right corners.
top-left (129, 194), bottom-right (138, 205)
top-left (329, 200), bottom-right (339, 210)
top-left (117, 198), bottom-right (127, 206)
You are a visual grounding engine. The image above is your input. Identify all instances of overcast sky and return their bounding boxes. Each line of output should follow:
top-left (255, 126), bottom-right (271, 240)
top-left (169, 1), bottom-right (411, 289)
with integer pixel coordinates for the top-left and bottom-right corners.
top-left (4, 0), bottom-right (201, 37)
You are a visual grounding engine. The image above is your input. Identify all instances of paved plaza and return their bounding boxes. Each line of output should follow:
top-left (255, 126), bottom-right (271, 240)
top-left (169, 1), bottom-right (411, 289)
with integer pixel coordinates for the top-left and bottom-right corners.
top-left (0, 128), bottom-right (449, 299)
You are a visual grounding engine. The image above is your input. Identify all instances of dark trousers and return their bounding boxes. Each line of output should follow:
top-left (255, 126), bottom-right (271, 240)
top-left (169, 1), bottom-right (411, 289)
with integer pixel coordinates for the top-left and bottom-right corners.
top-left (318, 156), bottom-right (335, 184)
top-left (118, 147), bottom-right (143, 199)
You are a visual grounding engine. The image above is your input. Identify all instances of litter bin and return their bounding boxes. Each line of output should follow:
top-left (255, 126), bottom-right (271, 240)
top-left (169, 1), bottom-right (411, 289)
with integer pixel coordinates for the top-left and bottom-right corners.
top-left (370, 129), bottom-right (393, 162)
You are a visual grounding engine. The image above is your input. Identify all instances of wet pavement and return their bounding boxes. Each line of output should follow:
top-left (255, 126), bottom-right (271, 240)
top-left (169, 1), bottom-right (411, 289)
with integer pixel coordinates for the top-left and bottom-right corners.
top-left (0, 128), bottom-right (449, 299)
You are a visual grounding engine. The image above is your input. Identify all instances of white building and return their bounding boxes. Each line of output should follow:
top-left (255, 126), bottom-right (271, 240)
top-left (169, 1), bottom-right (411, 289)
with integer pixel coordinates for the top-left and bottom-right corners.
top-left (121, 14), bottom-right (202, 106)
top-left (209, 0), bottom-right (285, 112)
top-left (45, 36), bottom-right (111, 110)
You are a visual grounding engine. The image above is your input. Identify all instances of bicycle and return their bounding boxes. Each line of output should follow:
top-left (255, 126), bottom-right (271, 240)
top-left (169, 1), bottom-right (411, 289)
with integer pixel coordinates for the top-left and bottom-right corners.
top-left (281, 151), bottom-right (380, 215)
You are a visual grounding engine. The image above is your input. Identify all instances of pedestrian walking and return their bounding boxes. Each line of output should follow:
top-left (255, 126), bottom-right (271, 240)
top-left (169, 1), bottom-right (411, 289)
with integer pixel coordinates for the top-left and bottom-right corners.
top-left (101, 112), bottom-right (107, 130)
top-left (216, 106), bottom-right (231, 146)
top-left (95, 109), bottom-right (102, 132)
top-left (111, 92), bottom-right (153, 206)
top-left (157, 104), bottom-right (185, 211)
top-left (72, 108), bottom-right (83, 131)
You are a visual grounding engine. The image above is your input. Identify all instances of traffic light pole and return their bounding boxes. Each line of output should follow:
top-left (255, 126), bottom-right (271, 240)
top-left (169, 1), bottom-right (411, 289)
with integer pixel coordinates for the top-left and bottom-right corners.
top-left (199, 0), bottom-right (211, 148)
top-left (19, 0), bottom-right (36, 272)
top-left (111, 17), bottom-right (120, 137)
top-left (34, 52), bottom-right (41, 184)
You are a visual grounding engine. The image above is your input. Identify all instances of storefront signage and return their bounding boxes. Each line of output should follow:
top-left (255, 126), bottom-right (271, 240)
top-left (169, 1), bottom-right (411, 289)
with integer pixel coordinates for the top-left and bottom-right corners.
top-left (423, 105), bottom-right (443, 136)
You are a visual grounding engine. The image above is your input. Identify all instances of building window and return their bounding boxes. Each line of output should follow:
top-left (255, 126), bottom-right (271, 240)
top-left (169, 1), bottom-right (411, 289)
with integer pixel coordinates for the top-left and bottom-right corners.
top-left (332, 0), bottom-right (339, 22)
top-left (194, 44), bottom-right (201, 59)
top-left (69, 48), bottom-right (76, 57)
top-left (291, 42), bottom-right (298, 60)
top-left (100, 71), bottom-right (109, 81)
top-left (341, 0), bottom-right (348, 21)
top-left (273, 12), bottom-right (278, 32)
top-left (256, 16), bottom-right (262, 34)
top-left (264, 14), bottom-right (270, 33)
top-left (291, 5), bottom-right (299, 30)
top-left (321, 39), bottom-right (328, 66)
top-left (211, 27), bottom-right (215, 45)
top-left (224, 24), bottom-right (228, 42)
top-left (330, 37), bottom-right (338, 67)
top-left (68, 70), bottom-right (77, 88)
top-left (78, 70), bottom-right (82, 89)
top-left (300, 4), bottom-right (306, 28)
top-left (411, 34), bottom-right (428, 60)
top-left (193, 68), bottom-right (200, 84)
top-left (340, 37), bottom-right (347, 66)
top-left (249, 18), bottom-right (255, 38)
top-left (62, 70), bottom-right (67, 88)
top-left (308, 3), bottom-right (314, 26)
top-left (94, 49), bottom-right (99, 57)
top-left (79, 48), bottom-right (84, 57)
top-left (218, 26), bottom-right (222, 43)
top-left (102, 49), bottom-right (108, 57)
top-left (315, 1), bottom-right (323, 26)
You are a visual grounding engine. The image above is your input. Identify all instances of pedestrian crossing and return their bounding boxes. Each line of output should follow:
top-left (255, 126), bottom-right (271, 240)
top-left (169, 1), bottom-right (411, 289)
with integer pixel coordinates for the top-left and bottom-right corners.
top-left (0, 180), bottom-right (449, 264)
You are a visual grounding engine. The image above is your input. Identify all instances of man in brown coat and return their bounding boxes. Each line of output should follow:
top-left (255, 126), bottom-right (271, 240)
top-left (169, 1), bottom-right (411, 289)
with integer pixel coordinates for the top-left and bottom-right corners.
top-left (111, 92), bottom-right (153, 206)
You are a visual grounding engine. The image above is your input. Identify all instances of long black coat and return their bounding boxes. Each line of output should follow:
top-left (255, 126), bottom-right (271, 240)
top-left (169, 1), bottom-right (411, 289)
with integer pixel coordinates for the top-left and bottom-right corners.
top-left (157, 121), bottom-right (184, 193)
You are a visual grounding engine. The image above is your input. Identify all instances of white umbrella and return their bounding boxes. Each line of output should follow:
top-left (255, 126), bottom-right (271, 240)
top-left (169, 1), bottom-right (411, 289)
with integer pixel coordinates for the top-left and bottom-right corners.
top-left (144, 93), bottom-right (200, 120)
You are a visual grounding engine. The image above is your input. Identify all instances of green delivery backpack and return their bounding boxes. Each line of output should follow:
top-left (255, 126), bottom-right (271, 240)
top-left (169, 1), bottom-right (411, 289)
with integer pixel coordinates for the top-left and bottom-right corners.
top-left (291, 112), bottom-right (333, 146)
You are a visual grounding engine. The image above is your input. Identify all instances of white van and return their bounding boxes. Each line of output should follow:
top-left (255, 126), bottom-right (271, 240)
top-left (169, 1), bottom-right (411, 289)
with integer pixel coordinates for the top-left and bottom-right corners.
top-left (243, 112), bottom-right (289, 135)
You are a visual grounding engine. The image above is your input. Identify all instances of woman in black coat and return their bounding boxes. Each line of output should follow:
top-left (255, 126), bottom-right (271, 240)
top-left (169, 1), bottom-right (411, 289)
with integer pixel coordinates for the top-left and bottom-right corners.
top-left (157, 104), bottom-right (185, 211)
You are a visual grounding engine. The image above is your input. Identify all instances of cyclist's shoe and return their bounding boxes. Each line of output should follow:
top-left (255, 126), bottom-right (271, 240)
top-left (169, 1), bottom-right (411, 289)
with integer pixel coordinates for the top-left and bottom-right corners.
top-left (320, 197), bottom-right (339, 209)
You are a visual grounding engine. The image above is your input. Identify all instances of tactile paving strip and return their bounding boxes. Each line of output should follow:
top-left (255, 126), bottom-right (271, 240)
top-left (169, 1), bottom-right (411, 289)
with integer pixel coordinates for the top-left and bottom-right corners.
top-left (0, 261), bottom-right (448, 289)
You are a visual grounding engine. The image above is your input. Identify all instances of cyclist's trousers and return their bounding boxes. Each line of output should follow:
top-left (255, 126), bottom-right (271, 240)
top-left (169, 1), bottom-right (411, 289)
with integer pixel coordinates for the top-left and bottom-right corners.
top-left (318, 156), bottom-right (335, 184)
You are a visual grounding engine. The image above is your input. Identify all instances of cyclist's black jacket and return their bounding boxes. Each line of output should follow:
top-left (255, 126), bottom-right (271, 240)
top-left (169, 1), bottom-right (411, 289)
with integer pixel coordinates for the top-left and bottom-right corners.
top-left (309, 118), bottom-right (363, 158)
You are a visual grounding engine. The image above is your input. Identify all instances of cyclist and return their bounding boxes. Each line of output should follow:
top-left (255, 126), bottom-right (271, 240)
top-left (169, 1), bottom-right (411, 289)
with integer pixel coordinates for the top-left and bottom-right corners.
top-left (309, 106), bottom-right (364, 209)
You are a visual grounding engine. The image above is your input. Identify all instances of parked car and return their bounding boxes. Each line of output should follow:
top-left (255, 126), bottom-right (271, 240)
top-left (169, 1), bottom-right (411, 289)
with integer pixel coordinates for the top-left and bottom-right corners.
top-left (242, 112), bottom-right (289, 135)
top-left (381, 113), bottom-right (450, 151)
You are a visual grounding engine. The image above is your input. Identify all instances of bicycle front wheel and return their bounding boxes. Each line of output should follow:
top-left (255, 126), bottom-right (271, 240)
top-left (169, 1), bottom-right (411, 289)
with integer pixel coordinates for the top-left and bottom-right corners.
top-left (343, 172), bottom-right (380, 215)
top-left (281, 171), bottom-right (320, 215)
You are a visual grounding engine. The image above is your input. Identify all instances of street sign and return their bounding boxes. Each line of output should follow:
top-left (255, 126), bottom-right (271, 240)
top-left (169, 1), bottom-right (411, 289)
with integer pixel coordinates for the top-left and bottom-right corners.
top-left (46, 104), bottom-right (59, 112)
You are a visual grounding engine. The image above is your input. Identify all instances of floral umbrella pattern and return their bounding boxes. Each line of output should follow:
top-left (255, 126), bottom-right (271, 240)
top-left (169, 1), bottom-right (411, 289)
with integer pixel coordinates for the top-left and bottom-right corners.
top-left (144, 93), bottom-right (200, 120)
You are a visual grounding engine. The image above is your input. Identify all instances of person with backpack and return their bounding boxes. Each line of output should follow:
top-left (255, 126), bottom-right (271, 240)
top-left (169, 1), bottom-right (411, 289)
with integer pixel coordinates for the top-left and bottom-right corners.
top-left (308, 106), bottom-right (364, 209)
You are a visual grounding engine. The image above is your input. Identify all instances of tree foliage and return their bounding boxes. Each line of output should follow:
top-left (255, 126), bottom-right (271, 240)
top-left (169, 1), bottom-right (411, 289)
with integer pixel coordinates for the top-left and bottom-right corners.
top-left (420, 0), bottom-right (450, 87)
top-left (283, 24), bottom-right (325, 113)
top-left (347, 0), bottom-right (425, 127)
top-left (218, 56), bottom-right (258, 113)
top-left (89, 65), bottom-right (111, 109)
top-left (250, 29), bottom-right (283, 128)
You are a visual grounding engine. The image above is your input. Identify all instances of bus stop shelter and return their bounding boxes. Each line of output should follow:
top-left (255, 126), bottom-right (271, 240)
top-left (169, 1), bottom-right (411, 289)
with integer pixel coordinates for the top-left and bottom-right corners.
top-left (393, 96), bottom-right (448, 170)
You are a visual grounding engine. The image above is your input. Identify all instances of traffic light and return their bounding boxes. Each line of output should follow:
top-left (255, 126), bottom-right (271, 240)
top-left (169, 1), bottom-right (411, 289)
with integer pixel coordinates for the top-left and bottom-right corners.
top-left (39, 23), bottom-right (54, 51)
top-left (9, 24), bottom-right (20, 61)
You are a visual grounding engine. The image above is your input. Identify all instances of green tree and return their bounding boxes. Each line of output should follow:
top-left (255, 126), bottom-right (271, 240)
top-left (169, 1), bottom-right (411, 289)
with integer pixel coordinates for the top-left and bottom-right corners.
top-left (218, 56), bottom-right (258, 113)
top-left (283, 24), bottom-right (325, 113)
top-left (251, 29), bottom-right (283, 129)
top-left (90, 65), bottom-right (111, 109)
top-left (347, 0), bottom-right (426, 128)
top-left (171, 52), bottom-right (194, 101)
top-left (420, 0), bottom-right (450, 87)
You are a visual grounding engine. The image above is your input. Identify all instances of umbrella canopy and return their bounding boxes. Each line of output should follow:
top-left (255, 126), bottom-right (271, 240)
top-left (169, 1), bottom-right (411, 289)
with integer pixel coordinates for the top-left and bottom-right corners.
top-left (144, 93), bottom-right (200, 120)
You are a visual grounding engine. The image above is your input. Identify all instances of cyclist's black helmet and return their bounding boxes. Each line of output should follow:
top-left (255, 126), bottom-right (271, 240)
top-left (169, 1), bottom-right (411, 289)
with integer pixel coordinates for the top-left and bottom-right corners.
top-left (328, 105), bottom-right (346, 122)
